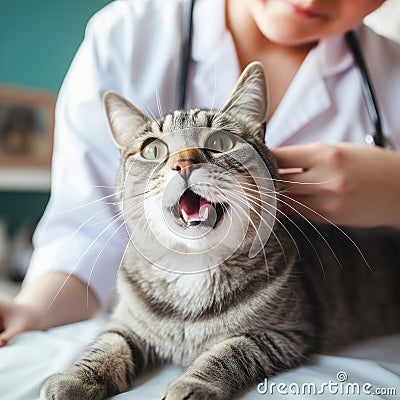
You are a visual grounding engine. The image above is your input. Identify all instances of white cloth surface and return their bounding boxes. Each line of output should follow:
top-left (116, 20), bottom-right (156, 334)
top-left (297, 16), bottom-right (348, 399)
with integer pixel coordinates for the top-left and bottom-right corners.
top-left (24, 0), bottom-right (400, 309)
top-left (1, 318), bottom-right (399, 400)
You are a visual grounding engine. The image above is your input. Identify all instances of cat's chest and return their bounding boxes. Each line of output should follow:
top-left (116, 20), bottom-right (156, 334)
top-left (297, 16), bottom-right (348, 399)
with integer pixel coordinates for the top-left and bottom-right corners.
top-left (115, 278), bottom-right (249, 365)
top-left (159, 315), bottom-right (235, 365)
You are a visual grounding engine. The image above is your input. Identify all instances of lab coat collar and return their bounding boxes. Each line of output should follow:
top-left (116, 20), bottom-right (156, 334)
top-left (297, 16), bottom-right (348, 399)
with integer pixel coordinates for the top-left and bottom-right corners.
top-left (266, 48), bottom-right (331, 147)
top-left (190, 0), bottom-right (356, 147)
top-left (267, 33), bottom-right (355, 146)
top-left (316, 31), bottom-right (355, 78)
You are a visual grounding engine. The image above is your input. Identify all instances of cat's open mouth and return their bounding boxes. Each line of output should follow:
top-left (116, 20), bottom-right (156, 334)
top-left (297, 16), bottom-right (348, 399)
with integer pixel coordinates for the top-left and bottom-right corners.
top-left (177, 189), bottom-right (226, 228)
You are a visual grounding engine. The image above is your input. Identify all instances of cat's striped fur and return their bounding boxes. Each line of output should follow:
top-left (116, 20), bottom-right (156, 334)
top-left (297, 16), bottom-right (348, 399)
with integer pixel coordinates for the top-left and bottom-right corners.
top-left (40, 62), bottom-right (400, 400)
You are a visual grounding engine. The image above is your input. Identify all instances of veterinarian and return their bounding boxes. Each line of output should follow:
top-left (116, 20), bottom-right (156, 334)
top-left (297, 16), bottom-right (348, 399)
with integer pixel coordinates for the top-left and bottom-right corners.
top-left (1, 0), bottom-right (399, 346)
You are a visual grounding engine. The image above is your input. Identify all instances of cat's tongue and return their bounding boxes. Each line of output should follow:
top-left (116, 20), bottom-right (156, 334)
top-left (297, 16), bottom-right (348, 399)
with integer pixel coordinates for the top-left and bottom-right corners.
top-left (179, 190), bottom-right (211, 225)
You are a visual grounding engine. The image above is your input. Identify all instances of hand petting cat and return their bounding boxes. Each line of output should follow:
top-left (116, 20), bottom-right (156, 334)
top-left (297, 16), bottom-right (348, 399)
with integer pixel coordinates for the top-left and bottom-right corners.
top-left (272, 142), bottom-right (400, 229)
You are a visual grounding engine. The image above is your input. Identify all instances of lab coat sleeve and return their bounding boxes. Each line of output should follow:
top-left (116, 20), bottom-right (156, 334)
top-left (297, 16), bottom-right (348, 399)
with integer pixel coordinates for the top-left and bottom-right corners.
top-left (24, 3), bottom-right (135, 308)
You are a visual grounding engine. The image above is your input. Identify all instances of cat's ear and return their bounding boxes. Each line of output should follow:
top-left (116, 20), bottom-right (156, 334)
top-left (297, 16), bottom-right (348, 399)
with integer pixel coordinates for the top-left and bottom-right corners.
top-left (103, 91), bottom-right (150, 152)
top-left (219, 61), bottom-right (268, 127)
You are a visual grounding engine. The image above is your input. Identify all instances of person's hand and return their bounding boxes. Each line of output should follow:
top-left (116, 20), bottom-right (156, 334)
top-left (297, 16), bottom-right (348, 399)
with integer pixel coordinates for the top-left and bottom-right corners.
top-left (0, 273), bottom-right (99, 348)
top-left (271, 142), bottom-right (400, 228)
top-left (0, 292), bottom-right (42, 347)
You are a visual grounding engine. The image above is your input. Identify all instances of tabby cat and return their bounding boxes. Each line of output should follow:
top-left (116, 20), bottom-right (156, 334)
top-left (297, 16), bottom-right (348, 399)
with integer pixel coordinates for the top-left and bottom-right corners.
top-left (40, 62), bottom-right (400, 400)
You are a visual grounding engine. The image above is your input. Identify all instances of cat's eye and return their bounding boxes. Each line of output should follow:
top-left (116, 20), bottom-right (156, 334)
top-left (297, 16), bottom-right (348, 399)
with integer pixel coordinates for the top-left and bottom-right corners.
top-left (205, 131), bottom-right (235, 153)
top-left (141, 140), bottom-right (168, 160)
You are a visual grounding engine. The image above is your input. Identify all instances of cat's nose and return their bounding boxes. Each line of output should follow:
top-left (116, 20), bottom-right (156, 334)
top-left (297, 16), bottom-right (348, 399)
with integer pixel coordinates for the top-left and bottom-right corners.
top-left (173, 159), bottom-right (197, 179)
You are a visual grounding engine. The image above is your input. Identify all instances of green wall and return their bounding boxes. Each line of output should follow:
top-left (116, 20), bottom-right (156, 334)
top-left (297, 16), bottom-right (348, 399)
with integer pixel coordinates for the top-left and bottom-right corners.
top-left (0, 0), bottom-right (113, 91)
top-left (0, 0), bottom-right (113, 233)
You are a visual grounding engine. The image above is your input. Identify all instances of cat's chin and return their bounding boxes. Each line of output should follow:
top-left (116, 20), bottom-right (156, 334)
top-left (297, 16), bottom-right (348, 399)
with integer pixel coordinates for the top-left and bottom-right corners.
top-left (141, 206), bottom-right (244, 264)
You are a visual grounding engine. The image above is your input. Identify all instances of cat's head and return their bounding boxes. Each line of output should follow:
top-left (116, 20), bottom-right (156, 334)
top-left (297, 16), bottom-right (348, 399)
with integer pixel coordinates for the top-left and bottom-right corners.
top-left (104, 62), bottom-right (278, 274)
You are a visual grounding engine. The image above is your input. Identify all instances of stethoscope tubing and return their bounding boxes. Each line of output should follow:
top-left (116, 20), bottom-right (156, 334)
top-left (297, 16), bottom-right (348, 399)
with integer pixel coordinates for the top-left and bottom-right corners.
top-left (345, 30), bottom-right (384, 147)
top-left (177, 0), bottom-right (195, 110)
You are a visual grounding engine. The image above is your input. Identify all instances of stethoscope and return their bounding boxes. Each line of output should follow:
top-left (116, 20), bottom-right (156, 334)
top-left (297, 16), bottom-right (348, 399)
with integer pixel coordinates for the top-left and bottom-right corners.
top-left (177, 0), bottom-right (391, 149)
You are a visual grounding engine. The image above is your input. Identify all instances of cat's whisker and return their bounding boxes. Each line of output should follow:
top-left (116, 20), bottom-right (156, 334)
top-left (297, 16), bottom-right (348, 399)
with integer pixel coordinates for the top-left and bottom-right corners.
top-left (226, 196), bottom-right (271, 279)
top-left (227, 190), bottom-right (288, 268)
top-left (235, 179), bottom-right (294, 196)
top-left (262, 191), bottom-right (343, 275)
top-left (114, 229), bottom-right (133, 277)
top-left (225, 201), bottom-right (251, 252)
top-left (87, 210), bottom-right (124, 227)
top-left (229, 184), bottom-right (329, 274)
top-left (238, 190), bottom-right (299, 243)
top-left (229, 188), bottom-right (300, 263)
top-left (56, 190), bottom-right (124, 215)
top-left (132, 94), bottom-right (162, 128)
top-left (226, 196), bottom-right (267, 255)
top-left (231, 182), bottom-right (360, 269)
top-left (87, 218), bottom-right (128, 307)
top-left (246, 174), bottom-right (341, 187)
top-left (119, 199), bottom-right (149, 220)
top-left (87, 200), bottom-right (153, 304)
top-left (126, 205), bottom-right (154, 242)
top-left (187, 169), bottom-right (280, 197)
top-left (231, 181), bottom-right (278, 195)
top-left (92, 185), bottom-right (121, 189)
top-left (249, 194), bottom-right (327, 278)
top-left (210, 66), bottom-right (217, 111)
top-left (222, 202), bottom-right (235, 223)
top-left (44, 206), bottom-right (122, 257)
top-left (122, 204), bottom-right (150, 224)
top-left (273, 191), bottom-right (373, 273)
top-left (45, 212), bottom-right (128, 314)
top-left (121, 190), bottom-right (153, 202)
top-left (154, 84), bottom-right (164, 118)
top-left (234, 184), bottom-right (342, 276)
top-left (29, 207), bottom-right (121, 289)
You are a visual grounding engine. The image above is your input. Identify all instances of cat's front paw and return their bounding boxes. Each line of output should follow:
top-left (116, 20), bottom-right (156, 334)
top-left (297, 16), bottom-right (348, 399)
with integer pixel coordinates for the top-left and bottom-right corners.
top-left (162, 376), bottom-right (225, 400)
top-left (39, 371), bottom-right (107, 400)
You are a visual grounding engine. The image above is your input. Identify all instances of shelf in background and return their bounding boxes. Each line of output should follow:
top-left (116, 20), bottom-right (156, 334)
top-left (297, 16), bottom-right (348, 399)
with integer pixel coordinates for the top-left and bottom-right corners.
top-left (0, 168), bottom-right (50, 191)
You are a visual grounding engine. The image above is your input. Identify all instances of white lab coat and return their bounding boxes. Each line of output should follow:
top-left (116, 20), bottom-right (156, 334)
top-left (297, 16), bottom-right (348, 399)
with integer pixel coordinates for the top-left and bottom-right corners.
top-left (25, 0), bottom-right (400, 308)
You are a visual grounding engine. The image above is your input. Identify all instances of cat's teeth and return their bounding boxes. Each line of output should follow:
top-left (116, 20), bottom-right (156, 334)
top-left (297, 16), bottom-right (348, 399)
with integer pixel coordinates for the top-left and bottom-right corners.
top-left (200, 206), bottom-right (209, 221)
top-left (181, 209), bottom-right (189, 224)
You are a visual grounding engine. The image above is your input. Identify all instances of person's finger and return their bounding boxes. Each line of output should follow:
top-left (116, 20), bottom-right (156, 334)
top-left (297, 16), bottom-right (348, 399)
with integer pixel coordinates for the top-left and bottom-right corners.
top-left (0, 310), bottom-right (27, 347)
top-left (0, 294), bottom-right (23, 346)
top-left (0, 314), bottom-right (22, 346)
top-left (0, 325), bottom-right (21, 347)
top-left (277, 169), bottom-right (339, 196)
top-left (277, 193), bottom-right (329, 223)
top-left (278, 172), bottom-right (315, 195)
top-left (271, 144), bottom-right (320, 169)
top-left (0, 330), bottom-right (11, 347)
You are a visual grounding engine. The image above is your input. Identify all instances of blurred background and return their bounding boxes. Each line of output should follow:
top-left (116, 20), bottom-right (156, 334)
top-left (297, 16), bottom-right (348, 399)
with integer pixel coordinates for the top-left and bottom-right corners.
top-left (0, 0), bottom-right (113, 294)
top-left (0, 0), bottom-right (399, 295)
